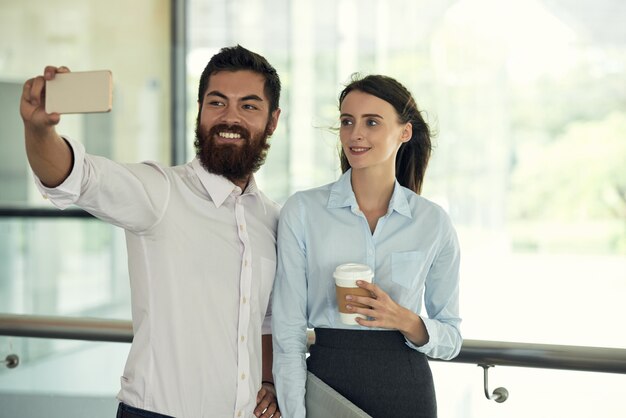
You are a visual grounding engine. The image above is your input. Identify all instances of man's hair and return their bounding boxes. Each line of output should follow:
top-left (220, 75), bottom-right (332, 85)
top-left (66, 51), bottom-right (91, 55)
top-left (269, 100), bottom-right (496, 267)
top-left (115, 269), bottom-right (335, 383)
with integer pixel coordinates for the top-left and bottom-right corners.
top-left (197, 45), bottom-right (281, 113)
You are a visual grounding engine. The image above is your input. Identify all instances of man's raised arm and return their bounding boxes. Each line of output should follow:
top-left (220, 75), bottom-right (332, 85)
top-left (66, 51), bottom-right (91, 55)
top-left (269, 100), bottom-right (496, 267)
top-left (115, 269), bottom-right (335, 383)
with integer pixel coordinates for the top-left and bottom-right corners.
top-left (20, 66), bottom-right (73, 188)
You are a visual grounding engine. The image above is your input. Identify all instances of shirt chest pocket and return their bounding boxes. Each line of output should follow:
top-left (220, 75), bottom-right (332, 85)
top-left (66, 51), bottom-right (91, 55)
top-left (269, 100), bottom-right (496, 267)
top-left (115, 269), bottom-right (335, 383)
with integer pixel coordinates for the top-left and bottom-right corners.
top-left (391, 251), bottom-right (427, 289)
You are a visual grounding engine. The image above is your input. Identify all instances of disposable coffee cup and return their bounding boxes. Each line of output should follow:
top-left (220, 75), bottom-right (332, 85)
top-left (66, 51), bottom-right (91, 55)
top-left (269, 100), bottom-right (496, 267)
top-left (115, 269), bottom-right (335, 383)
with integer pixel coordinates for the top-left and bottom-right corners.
top-left (334, 263), bottom-right (374, 325)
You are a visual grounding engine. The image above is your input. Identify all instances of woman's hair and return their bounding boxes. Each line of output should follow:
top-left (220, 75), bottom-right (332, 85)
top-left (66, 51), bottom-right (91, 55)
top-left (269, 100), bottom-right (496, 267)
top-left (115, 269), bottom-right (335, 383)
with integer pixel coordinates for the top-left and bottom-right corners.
top-left (338, 74), bottom-right (432, 194)
top-left (197, 45), bottom-right (281, 113)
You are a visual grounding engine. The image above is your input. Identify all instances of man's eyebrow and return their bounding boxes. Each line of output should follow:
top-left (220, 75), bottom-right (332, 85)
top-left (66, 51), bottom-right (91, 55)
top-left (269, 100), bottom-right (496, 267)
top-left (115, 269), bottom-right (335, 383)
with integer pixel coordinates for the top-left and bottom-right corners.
top-left (205, 90), bottom-right (227, 100)
top-left (240, 94), bottom-right (263, 102)
top-left (204, 91), bottom-right (264, 102)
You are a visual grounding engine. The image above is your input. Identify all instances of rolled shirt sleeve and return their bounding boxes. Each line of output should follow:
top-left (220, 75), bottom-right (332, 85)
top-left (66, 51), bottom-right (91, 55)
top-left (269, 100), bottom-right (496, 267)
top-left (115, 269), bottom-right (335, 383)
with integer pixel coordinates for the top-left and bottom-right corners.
top-left (272, 194), bottom-right (309, 418)
top-left (32, 136), bottom-right (169, 233)
top-left (405, 217), bottom-right (462, 359)
top-left (33, 136), bottom-right (86, 209)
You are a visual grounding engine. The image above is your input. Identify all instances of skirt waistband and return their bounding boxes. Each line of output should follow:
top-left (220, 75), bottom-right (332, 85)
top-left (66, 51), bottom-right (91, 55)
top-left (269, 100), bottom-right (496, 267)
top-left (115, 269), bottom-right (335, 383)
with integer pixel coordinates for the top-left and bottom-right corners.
top-left (313, 328), bottom-right (411, 351)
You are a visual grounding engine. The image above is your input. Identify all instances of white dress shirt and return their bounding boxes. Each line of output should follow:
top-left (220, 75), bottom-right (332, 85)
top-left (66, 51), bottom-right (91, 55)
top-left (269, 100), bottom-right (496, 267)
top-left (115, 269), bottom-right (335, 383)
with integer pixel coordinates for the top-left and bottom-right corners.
top-left (35, 137), bottom-right (280, 418)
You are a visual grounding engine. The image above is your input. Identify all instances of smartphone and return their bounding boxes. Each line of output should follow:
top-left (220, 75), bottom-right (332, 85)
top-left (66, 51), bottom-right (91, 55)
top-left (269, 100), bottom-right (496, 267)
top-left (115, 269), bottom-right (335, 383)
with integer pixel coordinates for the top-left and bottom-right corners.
top-left (45, 70), bottom-right (113, 114)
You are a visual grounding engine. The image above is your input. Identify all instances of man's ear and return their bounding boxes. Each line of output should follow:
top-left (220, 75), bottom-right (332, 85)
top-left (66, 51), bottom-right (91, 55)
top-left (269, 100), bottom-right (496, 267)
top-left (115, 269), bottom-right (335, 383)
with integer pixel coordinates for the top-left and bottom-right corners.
top-left (267, 108), bottom-right (281, 135)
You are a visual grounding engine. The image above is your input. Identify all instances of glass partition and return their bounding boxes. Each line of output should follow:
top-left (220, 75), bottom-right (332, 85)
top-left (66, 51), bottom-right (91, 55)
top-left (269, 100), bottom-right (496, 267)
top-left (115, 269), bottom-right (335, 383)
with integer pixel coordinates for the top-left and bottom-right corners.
top-left (187, 0), bottom-right (626, 347)
top-left (0, 0), bottom-right (172, 208)
top-left (0, 0), bottom-right (169, 413)
top-left (185, 1), bottom-right (626, 416)
top-left (1, 0), bottom-right (625, 417)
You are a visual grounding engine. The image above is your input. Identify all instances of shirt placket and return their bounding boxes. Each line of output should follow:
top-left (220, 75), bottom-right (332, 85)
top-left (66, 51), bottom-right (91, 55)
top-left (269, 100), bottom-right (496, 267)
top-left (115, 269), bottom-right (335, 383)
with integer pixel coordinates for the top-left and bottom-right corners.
top-left (234, 194), bottom-right (252, 417)
top-left (352, 206), bottom-right (377, 269)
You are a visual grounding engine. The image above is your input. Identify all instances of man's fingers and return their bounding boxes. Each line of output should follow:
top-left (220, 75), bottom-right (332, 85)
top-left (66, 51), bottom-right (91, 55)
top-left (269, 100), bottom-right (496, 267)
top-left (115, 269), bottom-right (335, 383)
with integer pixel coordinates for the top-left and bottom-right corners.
top-left (259, 401), bottom-right (278, 417)
top-left (43, 65), bottom-right (71, 81)
top-left (24, 76), bottom-right (45, 107)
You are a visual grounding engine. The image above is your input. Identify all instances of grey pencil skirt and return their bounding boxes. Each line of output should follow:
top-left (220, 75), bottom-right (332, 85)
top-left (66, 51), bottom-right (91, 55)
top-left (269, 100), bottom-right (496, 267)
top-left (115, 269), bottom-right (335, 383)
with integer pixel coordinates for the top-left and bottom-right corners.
top-left (307, 328), bottom-right (437, 418)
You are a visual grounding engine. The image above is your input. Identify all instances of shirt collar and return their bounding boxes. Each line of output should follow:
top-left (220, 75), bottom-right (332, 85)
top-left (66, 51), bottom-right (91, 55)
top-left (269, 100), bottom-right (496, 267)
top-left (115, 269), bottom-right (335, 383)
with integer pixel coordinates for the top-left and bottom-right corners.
top-left (327, 169), bottom-right (412, 219)
top-left (191, 158), bottom-right (260, 208)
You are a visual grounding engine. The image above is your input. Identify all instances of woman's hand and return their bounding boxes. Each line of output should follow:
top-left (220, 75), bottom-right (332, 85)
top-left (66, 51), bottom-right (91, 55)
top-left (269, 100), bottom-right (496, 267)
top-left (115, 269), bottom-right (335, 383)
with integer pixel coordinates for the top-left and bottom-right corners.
top-left (346, 280), bottom-right (429, 346)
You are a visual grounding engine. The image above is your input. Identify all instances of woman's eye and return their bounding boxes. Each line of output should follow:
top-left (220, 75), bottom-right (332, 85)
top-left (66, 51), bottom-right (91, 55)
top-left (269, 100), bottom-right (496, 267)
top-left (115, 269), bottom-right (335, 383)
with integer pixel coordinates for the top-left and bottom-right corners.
top-left (367, 119), bottom-right (378, 126)
top-left (340, 119), bottom-right (352, 126)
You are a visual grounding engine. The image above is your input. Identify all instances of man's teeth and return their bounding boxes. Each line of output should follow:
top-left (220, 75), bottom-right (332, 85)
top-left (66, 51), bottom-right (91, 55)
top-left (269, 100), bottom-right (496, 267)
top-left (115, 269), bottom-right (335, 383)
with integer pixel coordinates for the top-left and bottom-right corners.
top-left (219, 132), bottom-right (242, 139)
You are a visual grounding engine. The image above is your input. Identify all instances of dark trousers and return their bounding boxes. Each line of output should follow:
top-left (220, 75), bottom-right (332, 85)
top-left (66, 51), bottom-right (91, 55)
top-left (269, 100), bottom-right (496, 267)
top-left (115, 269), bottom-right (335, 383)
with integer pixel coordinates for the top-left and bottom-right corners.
top-left (116, 403), bottom-right (174, 418)
top-left (307, 328), bottom-right (437, 418)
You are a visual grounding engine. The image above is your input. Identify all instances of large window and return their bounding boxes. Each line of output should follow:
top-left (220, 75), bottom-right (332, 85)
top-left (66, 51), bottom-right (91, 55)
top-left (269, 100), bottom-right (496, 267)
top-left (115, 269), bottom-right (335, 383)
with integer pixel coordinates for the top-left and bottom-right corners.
top-left (0, 0), bottom-right (171, 316)
top-left (0, 0), bottom-right (171, 411)
top-left (187, 1), bottom-right (626, 416)
top-left (1, 0), bottom-right (625, 417)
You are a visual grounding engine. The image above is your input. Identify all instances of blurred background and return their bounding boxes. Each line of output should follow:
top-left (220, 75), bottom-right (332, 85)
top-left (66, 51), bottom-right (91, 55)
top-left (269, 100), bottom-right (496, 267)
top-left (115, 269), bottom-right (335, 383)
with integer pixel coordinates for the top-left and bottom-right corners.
top-left (0, 0), bottom-right (625, 417)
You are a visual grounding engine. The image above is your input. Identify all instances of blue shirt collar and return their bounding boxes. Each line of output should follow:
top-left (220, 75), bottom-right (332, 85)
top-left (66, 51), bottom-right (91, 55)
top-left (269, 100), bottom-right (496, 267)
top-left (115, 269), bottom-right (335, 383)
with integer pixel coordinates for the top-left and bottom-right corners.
top-left (327, 169), bottom-right (412, 219)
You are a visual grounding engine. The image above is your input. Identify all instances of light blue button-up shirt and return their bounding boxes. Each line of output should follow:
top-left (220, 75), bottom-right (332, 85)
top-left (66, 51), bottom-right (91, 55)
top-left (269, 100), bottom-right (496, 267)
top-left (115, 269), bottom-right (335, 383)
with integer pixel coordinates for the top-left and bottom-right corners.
top-left (272, 170), bottom-right (462, 418)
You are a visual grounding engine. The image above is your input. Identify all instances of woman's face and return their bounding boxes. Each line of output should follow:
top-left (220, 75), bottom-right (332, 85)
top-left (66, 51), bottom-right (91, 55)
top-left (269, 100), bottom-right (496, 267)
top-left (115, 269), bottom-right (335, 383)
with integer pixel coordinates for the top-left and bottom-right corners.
top-left (339, 90), bottom-right (411, 173)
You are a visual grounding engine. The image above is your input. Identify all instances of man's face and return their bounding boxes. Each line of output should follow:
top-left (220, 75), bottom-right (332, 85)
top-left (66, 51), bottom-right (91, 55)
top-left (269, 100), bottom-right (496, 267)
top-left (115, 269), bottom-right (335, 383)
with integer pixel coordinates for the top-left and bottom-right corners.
top-left (194, 70), bottom-right (280, 183)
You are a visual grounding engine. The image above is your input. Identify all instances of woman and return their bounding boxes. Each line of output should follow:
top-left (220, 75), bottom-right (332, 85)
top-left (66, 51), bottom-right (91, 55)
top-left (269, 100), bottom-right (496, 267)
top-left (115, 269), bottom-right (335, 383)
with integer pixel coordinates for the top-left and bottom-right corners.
top-left (272, 74), bottom-right (462, 418)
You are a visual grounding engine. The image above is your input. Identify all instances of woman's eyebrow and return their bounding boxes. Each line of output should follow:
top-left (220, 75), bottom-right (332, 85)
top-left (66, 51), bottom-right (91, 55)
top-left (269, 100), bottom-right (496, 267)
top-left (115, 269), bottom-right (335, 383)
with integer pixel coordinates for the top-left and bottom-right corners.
top-left (340, 112), bottom-right (384, 119)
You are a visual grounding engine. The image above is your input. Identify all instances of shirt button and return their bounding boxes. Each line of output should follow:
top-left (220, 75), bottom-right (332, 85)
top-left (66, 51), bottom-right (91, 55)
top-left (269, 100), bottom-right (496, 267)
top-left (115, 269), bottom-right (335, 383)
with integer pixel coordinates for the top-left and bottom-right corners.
top-left (237, 411), bottom-right (242, 417)
top-left (244, 260), bottom-right (248, 267)
top-left (241, 373), bottom-right (246, 380)
top-left (240, 335), bottom-right (245, 342)
top-left (239, 224), bottom-right (244, 232)
top-left (242, 296), bottom-right (247, 304)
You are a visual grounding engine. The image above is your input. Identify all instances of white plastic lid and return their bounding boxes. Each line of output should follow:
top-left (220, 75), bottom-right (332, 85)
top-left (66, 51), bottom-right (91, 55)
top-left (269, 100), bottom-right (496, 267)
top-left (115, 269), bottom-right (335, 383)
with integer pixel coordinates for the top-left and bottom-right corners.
top-left (333, 263), bottom-right (374, 287)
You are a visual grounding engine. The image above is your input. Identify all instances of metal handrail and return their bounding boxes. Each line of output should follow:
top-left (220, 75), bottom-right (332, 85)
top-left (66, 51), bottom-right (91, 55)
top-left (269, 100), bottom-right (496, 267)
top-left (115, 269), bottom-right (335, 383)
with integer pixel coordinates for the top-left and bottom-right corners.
top-left (2, 313), bottom-right (626, 375)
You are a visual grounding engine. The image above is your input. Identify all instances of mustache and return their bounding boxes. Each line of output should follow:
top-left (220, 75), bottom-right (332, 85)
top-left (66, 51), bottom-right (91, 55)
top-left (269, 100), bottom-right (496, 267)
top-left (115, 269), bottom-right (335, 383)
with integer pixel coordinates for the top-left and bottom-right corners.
top-left (207, 124), bottom-right (251, 141)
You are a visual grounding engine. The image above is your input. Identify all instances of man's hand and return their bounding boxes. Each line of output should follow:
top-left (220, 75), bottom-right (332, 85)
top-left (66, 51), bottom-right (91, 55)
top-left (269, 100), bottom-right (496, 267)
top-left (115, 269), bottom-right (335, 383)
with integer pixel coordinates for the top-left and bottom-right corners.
top-left (21, 66), bottom-right (75, 188)
top-left (21, 66), bottom-right (70, 132)
top-left (254, 382), bottom-right (281, 418)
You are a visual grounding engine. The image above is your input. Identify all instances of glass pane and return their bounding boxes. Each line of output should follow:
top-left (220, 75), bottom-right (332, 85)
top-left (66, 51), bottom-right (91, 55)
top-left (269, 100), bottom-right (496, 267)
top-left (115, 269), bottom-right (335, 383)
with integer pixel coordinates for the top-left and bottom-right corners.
top-left (431, 361), bottom-right (626, 417)
top-left (0, 338), bottom-right (127, 418)
top-left (0, 0), bottom-right (171, 207)
top-left (0, 218), bottom-right (130, 319)
top-left (186, 1), bottom-right (626, 415)
top-left (187, 0), bottom-right (626, 348)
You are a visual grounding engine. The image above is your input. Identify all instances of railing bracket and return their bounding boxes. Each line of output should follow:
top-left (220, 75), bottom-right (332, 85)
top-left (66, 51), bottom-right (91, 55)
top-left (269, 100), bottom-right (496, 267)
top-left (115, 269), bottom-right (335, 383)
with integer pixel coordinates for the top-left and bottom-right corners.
top-left (3, 354), bottom-right (19, 369)
top-left (478, 364), bottom-right (508, 403)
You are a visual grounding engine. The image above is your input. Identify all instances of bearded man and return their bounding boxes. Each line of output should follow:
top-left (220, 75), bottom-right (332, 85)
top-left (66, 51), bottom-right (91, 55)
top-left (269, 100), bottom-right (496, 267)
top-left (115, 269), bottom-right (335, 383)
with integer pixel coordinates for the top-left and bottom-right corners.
top-left (20, 45), bottom-right (282, 418)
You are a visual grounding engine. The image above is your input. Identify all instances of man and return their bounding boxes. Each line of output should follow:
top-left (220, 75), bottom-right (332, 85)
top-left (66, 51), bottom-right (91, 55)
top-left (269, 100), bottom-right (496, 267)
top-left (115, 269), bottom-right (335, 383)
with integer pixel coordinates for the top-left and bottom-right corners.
top-left (20, 45), bottom-right (282, 418)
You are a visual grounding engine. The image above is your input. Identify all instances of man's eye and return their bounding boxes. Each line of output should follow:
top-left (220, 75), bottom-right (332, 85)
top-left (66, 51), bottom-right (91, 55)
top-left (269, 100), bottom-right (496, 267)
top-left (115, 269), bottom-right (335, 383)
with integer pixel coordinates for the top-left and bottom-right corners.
top-left (243, 104), bottom-right (258, 110)
top-left (208, 101), bottom-right (224, 107)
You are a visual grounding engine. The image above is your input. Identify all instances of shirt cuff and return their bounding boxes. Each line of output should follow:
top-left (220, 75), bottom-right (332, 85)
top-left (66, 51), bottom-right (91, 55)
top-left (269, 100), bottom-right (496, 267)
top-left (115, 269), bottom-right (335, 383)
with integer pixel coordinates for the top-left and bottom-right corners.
top-left (404, 316), bottom-right (438, 354)
top-left (262, 314), bottom-right (272, 335)
top-left (33, 136), bottom-right (85, 209)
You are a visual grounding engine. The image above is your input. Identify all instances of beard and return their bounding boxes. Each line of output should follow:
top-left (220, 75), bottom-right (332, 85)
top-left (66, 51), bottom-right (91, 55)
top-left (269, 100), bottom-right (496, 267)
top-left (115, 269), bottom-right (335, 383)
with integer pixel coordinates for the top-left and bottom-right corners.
top-left (194, 118), bottom-right (272, 184)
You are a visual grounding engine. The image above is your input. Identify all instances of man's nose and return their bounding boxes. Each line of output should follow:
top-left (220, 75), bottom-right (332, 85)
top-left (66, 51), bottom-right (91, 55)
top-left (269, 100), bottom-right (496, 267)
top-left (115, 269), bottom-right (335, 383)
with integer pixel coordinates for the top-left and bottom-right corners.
top-left (222, 105), bottom-right (241, 125)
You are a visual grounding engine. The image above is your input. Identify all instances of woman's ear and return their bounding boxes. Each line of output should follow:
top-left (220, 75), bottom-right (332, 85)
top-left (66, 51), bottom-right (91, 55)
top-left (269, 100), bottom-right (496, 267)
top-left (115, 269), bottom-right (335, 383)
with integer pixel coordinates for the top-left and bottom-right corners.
top-left (401, 123), bottom-right (413, 143)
